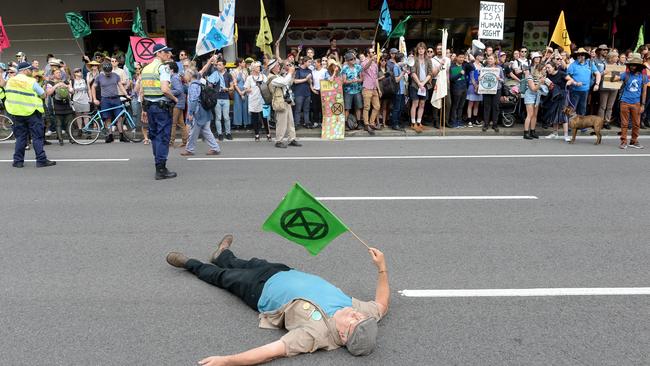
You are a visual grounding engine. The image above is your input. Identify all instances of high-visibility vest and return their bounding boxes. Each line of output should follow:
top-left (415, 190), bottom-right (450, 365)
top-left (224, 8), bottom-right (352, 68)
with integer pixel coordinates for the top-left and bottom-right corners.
top-left (141, 58), bottom-right (164, 97)
top-left (4, 73), bottom-right (44, 116)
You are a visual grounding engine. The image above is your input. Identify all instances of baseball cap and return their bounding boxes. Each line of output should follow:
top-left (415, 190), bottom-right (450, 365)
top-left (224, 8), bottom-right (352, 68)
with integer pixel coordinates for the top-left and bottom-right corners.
top-left (17, 62), bottom-right (36, 72)
top-left (346, 318), bottom-right (378, 356)
top-left (153, 44), bottom-right (173, 54)
top-left (389, 48), bottom-right (398, 54)
top-left (344, 52), bottom-right (355, 61)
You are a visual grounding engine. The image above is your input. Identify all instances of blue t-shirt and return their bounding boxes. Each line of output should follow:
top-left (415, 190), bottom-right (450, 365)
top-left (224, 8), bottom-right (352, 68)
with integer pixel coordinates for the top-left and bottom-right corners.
top-left (392, 64), bottom-right (405, 95)
top-left (292, 67), bottom-right (312, 97)
top-left (257, 270), bottom-right (353, 317)
top-left (341, 63), bottom-right (362, 94)
top-left (567, 61), bottom-right (597, 92)
top-left (620, 72), bottom-right (649, 104)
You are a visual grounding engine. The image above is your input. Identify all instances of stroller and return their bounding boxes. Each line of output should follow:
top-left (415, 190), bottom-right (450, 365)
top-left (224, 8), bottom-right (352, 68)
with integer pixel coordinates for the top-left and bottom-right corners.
top-left (499, 83), bottom-right (523, 128)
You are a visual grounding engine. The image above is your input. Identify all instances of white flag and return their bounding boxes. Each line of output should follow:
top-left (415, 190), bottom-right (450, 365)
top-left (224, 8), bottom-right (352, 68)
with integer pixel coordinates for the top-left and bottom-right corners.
top-left (195, 0), bottom-right (236, 56)
top-left (431, 29), bottom-right (448, 109)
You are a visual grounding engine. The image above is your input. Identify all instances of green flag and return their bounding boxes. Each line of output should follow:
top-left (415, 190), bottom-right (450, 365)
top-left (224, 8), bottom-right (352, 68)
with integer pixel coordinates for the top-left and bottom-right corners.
top-left (389, 15), bottom-right (411, 39)
top-left (132, 7), bottom-right (147, 37)
top-left (65, 12), bottom-right (91, 39)
top-left (635, 25), bottom-right (645, 52)
top-left (262, 183), bottom-right (349, 255)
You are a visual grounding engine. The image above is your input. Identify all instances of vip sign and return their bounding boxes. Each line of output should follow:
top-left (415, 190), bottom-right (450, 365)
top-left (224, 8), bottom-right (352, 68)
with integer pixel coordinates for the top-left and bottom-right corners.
top-left (478, 1), bottom-right (505, 40)
top-left (88, 11), bottom-right (133, 31)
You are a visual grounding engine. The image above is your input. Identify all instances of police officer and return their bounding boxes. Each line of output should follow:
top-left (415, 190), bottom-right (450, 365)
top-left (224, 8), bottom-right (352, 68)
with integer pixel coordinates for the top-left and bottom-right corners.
top-left (141, 44), bottom-right (178, 180)
top-left (5, 62), bottom-right (56, 168)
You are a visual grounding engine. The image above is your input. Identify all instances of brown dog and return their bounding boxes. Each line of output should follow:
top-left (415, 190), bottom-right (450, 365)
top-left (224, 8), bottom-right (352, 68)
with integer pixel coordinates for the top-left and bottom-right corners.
top-left (563, 106), bottom-right (604, 144)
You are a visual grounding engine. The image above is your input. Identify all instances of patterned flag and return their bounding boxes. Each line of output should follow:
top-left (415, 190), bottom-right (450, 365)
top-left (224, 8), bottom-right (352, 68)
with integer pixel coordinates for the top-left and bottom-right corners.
top-left (132, 7), bottom-right (147, 37)
top-left (262, 183), bottom-right (349, 256)
top-left (195, 0), bottom-right (236, 56)
top-left (0, 16), bottom-right (10, 50)
top-left (65, 12), bottom-right (91, 39)
top-left (379, 0), bottom-right (392, 35)
top-left (256, 0), bottom-right (273, 56)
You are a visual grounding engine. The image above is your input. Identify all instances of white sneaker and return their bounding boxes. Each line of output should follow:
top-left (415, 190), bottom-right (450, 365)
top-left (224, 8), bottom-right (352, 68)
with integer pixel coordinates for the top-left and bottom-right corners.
top-left (45, 130), bottom-right (53, 136)
top-left (564, 136), bottom-right (571, 142)
top-left (545, 132), bottom-right (558, 139)
top-left (629, 143), bottom-right (645, 149)
top-left (467, 122), bottom-right (473, 127)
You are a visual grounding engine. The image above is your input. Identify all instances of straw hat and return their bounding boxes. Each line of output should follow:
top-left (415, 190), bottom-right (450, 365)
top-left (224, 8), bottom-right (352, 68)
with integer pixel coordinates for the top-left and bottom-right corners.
top-left (86, 60), bottom-right (101, 66)
top-left (573, 48), bottom-right (590, 57)
top-left (327, 58), bottom-right (341, 69)
top-left (626, 53), bottom-right (644, 65)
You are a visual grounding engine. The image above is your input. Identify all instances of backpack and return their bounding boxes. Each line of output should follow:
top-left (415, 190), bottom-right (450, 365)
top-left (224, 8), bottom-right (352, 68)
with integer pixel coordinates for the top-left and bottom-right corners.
top-left (260, 78), bottom-right (273, 104)
top-left (200, 84), bottom-right (219, 110)
top-left (267, 75), bottom-right (286, 112)
top-left (519, 77), bottom-right (528, 95)
top-left (380, 71), bottom-right (396, 98)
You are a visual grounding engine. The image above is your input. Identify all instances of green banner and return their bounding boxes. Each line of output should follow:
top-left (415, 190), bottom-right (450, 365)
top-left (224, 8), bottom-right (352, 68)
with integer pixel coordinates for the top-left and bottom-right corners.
top-left (262, 183), bottom-right (349, 255)
top-left (65, 12), bottom-right (91, 39)
top-left (132, 7), bottom-right (147, 37)
top-left (389, 15), bottom-right (411, 39)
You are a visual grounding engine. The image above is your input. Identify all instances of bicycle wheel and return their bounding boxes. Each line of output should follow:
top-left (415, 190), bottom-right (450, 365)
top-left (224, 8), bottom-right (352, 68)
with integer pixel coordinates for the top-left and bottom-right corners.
top-left (69, 115), bottom-right (101, 145)
top-left (0, 114), bottom-right (14, 141)
top-left (121, 118), bottom-right (144, 143)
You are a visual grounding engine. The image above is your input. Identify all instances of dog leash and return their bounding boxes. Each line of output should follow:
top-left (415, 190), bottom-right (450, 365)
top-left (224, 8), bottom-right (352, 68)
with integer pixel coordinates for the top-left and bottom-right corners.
top-left (565, 86), bottom-right (576, 109)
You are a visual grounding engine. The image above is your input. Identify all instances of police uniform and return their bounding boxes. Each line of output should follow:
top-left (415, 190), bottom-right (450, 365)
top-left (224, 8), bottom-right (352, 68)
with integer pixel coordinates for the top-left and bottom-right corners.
top-left (141, 45), bottom-right (176, 179)
top-left (4, 63), bottom-right (54, 168)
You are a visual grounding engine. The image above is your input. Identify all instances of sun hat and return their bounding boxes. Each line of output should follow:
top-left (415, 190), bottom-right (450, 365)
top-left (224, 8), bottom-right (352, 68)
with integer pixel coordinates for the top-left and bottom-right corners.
top-left (86, 60), bottom-right (101, 66)
top-left (573, 47), bottom-right (590, 57)
top-left (267, 58), bottom-right (279, 70)
top-left (327, 58), bottom-right (341, 68)
top-left (626, 53), bottom-right (644, 65)
top-left (244, 57), bottom-right (255, 63)
top-left (530, 52), bottom-right (542, 59)
top-left (597, 44), bottom-right (610, 51)
top-left (345, 318), bottom-right (378, 356)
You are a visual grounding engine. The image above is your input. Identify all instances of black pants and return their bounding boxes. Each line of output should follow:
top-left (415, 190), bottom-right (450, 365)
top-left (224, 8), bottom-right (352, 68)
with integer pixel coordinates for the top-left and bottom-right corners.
top-left (250, 112), bottom-right (269, 136)
top-left (482, 90), bottom-right (501, 127)
top-left (185, 249), bottom-right (290, 310)
top-left (451, 89), bottom-right (467, 125)
top-left (311, 91), bottom-right (322, 124)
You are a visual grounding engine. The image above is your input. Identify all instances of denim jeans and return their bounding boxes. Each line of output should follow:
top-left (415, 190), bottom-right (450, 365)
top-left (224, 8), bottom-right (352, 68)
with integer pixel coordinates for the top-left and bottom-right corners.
top-left (570, 90), bottom-right (588, 115)
top-left (293, 95), bottom-right (311, 126)
top-left (391, 94), bottom-right (404, 128)
top-left (214, 99), bottom-right (231, 135)
top-left (186, 120), bottom-right (220, 153)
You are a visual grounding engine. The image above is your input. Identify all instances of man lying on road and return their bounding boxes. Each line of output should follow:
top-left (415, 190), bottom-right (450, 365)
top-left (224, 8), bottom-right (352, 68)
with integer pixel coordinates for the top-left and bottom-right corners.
top-left (166, 234), bottom-right (389, 365)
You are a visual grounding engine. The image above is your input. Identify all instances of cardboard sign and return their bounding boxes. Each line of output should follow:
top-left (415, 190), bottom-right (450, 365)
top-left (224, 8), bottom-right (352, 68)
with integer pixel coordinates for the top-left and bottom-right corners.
top-left (478, 67), bottom-right (500, 94)
top-left (602, 64), bottom-right (626, 90)
top-left (320, 78), bottom-right (345, 140)
top-left (479, 1), bottom-right (505, 40)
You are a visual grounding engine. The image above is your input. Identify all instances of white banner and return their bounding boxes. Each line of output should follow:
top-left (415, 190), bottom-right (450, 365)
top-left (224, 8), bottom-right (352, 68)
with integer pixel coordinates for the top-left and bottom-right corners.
top-left (479, 1), bottom-right (505, 40)
top-left (195, 0), bottom-right (236, 56)
top-left (478, 67), bottom-right (500, 95)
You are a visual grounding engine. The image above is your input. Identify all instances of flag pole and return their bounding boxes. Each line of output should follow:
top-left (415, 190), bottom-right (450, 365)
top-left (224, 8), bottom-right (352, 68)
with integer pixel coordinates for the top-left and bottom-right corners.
top-left (73, 38), bottom-right (85, 56)
top-left (348, 228), bottom-right (372, 250)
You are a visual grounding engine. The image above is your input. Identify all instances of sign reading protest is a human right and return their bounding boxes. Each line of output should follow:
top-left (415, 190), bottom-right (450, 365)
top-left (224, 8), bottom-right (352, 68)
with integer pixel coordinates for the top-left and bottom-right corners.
top-left (479, 1), bottom-right (505, 40)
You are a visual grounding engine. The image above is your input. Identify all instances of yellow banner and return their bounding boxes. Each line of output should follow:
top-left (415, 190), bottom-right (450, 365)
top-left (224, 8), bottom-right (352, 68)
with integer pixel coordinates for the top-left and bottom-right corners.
top-left (550, 11), bottom-right (571, 53)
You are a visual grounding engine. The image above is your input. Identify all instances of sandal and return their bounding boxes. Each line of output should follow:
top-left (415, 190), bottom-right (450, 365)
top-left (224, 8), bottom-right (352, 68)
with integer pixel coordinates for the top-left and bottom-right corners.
top-left (143, 139), bottom-right (150, 145)
top-left (255, 134), bottom-right (260, 142)
top-left (266, 134), bottom-right (272, 142)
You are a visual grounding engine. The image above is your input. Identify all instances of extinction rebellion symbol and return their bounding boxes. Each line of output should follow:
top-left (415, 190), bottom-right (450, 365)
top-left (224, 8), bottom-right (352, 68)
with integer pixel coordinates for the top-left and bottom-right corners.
top-left (135, 38), bottom-right (156, 62)
top-left (280, 207), bottom-right (329, 240)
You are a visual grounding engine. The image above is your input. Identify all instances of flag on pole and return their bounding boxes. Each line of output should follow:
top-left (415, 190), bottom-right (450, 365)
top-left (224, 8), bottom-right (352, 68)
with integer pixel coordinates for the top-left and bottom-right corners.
top-left (379, 0), bottom-right (392, 35)
top-left (256, 0), bottom-right (273, 56)
top-left (549, 11), bottom-right (572, 53)
top-left (635, 25), bottom-right (645, 52)
top-left (389, 16), bottom-right (411, 39)
top-left (262, 183), bottom-right (349, 256)
top-left (132, 7), bottom-right (147, 37)
top-left (611, 20), bottom-right (617, 36)
top-left (431, 29), bottom-right (448, 109)
top-left (398, 36), bottom-right (407, 54)
top-left (195, 3), bottom-right (236, 56)
top-left (376, 42), bottom-right (381, 63)
top-left (234, 23), bottom-right (239, 43)
top-left (65, 12), bottom-right (91, 39)
top-left (0, 16), bottom-right (11, 50)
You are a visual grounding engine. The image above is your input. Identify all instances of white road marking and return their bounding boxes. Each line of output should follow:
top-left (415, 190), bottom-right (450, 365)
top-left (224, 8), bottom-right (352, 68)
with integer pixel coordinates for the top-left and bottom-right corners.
top-left (316, 196), bottom-right (538, 201)
top-left (171, 135), bottom-right (650, 142)
top-left (188, 154), bottom-right (650, 161)
top-left (0, 158), bottom-right (130, 162)
top-left (399, 288), bottom-right (650, 297)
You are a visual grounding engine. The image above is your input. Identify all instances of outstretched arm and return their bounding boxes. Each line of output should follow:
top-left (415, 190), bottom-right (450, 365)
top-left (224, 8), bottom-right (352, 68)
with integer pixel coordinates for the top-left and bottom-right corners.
top-left (369, 248), bottom-right (390, 316)
top-left (198, 340), bottom-right (287, 366)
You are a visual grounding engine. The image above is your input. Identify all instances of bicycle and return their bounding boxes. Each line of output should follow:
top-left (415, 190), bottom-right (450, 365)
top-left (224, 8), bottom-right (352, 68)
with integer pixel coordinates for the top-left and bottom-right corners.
top-left (0, 101), bottom-right (15, 141)
top-left (68, 97), bottom-right (143, 145)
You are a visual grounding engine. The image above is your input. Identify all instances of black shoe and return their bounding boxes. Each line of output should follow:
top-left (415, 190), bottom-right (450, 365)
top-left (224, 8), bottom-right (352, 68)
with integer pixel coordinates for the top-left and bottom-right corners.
top-left (493, 126), bottom-right (500, 133)
top-left (530, 129), bottom-right (539, 139)
top-left (523, 131), bottom-right (533, 140)
top-left (225, 133), bottom-right (233, 140)
top-left (364, 125), bottom-right (375, 135)
top-left (275, 141), bottom-right (288, 148)
top-left (12, 162), bottom-right (24, 168)
top-left (302, 124), bottom-right (312, 129)
top-left (603, 123), bottom-right (611, 130)
top-left (119, 133), bottom-right (129, 142)
top-left (155, 164), bottom-right (177, 180)
top-left (482, 125), bottom-right (488, 132)
top-left (391, 126), bottom-right (404, 131)
top-left (255, 135), bottom-right (260, 141)
top-left (36, 160), bottom-right (57, 168)
top-left (59, 140), bottom-right (64, 146)
top-left (43, 141), bottom-right (51, 146)
top-left (288, 140), bottom-right (302, 147)
top-left (105, 134), bottom-right (114, 143)
top-left (217, 134), bottom-right (224, 141)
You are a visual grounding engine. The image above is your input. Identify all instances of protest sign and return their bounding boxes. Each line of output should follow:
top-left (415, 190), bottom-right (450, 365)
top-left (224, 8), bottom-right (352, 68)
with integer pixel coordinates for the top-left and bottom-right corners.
top-left (602, 64), bottom-right (626, 90)
top-left (130, 36), bottom-right (166, 64)
top-left (479, 1), bottom-right (505, 40)
top-left (478, 67), bottom-right (500, 94)
top-left (320, 79), bottom-right (345, 140)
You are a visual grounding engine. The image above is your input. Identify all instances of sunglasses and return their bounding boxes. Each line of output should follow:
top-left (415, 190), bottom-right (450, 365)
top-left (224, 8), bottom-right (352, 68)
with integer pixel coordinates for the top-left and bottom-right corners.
top-left (427, 50), bottom-right (434, 53)
top-left (521, 50), bottom-right (528, 53)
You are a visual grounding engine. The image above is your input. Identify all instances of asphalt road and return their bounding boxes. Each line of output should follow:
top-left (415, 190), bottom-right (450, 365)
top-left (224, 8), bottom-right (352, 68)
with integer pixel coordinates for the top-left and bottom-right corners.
top-left (1, 137), bottom-right (649, 366)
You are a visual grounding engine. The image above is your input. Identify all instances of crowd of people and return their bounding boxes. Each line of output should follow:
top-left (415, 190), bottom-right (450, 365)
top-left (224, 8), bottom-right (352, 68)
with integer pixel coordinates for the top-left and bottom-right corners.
top-left (2, 38), bottom-right (649, 152)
